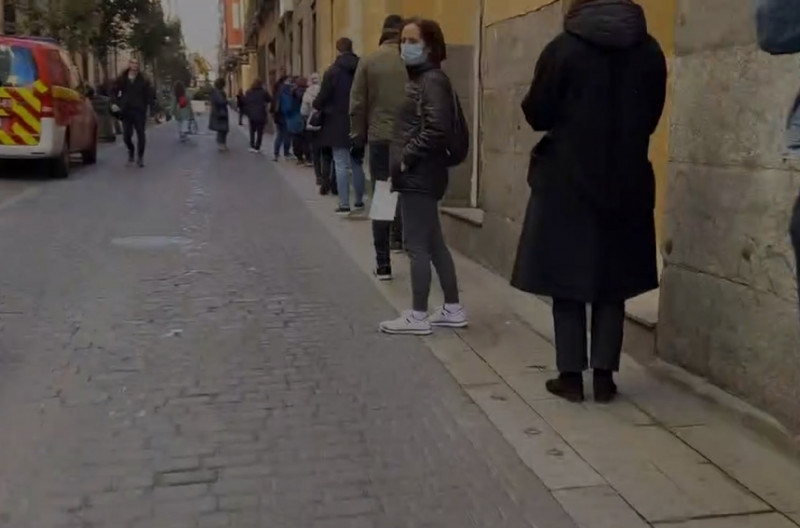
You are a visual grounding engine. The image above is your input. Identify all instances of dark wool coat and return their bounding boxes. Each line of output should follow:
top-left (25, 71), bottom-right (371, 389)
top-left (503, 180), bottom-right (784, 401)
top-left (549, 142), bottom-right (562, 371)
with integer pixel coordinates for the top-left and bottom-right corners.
top-left (313, 52), bottom-right (360, 148)
top-left (510, 0), bottom-right (667, 303)
top-left (208, 89), bottom-right (229, 133)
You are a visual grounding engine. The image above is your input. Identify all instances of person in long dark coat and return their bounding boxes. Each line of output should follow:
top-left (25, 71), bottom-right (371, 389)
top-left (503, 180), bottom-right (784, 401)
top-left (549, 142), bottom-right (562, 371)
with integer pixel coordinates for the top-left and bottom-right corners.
top-left (209, 78), bottom-right (230, 151)
top-left (313, 38), bottom-right (366, 214)
top-left (510, 0), bottom-right (667, 403)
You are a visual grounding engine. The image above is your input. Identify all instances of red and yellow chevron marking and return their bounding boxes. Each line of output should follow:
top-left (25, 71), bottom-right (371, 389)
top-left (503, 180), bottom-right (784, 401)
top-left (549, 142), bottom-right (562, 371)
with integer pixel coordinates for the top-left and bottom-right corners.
top-left (0, 82), bottom-right (48, 146)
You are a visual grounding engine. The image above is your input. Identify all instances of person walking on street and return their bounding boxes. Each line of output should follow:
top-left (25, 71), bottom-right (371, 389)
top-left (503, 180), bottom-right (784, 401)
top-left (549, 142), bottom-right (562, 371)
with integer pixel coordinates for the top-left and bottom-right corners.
top-left (314, 38), bottom-right (366, 215)
top-left (172, 81), bottom-right (192, 142)
top-left (755, 0), bottom-right (800, 312)
top-left (510, 0), bottom-right (667, 403)
top-left (112, 58), bottom-right (154, 167)
top-left (236, 89), bottom-right (245, 126)
top-left (209, 78), bottom-right (230, 152)
top-left (271, 75), bottom-right (293, 161)
top-left (379, 18), bottom-right (468, 335)
top-left (302, 73), bottom-right (326, 181)
top-left (350, 14), bottom-right (408, 281)
top-left (243, 78), bottom-right (272, 153)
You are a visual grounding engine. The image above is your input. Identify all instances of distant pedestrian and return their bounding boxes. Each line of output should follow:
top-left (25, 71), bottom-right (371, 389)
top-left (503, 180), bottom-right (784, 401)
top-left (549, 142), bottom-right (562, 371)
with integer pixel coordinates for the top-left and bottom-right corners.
top-left (271, 74), bottom-right (293, 160)
top-left (511, 0), bottom-right (667, 403)
top-left (314, 37), bottom-right (366, 215)
top-left (112, 58), bottom-right (154, 167)
top-left (209, 78), bottom-right (230, 152)
top-left (172, 81), bottom-right (192, 142)
top-left (236, 89), bottom-right (245, 126)
top-left (379, 18), bottom-right (468, 335)
top-left (302, 73), bottom-right (327, 182)
top-left (756, 0), bottom-right (800, 312)
top-left (289, 77), bottom-right (309, 164)
top-left (350, 14), bottom-right (408, 281)
top-left (243, 78), bottom-right (272, 153)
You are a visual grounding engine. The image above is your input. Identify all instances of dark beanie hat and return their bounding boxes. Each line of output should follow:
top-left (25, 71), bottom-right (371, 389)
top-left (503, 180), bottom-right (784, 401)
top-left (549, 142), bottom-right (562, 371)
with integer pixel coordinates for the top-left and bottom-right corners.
top-left (383, 15), bottom-right (404, 31)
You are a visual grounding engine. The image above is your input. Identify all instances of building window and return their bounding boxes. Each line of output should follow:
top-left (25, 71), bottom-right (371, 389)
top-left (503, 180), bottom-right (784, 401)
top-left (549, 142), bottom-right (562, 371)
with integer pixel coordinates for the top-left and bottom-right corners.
top-left (232, 0), bottom-right (241, 30)
top-left (297, 20), bottom-right (303, 75)
top-left (311, 10), bottom-right (317, 73)
top-left (3, 1), bottom-right (17, 35)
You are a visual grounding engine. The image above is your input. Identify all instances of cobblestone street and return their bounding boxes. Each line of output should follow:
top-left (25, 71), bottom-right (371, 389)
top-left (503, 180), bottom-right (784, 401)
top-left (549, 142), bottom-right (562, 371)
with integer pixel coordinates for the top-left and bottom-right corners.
top-left (0, 124), bottom-right (577, 528)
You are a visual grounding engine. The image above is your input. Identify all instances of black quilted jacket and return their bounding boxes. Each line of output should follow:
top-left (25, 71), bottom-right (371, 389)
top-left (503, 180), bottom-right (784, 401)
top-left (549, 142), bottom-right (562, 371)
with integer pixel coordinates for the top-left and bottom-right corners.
top-left (390, 63), bottom-right (455, 200)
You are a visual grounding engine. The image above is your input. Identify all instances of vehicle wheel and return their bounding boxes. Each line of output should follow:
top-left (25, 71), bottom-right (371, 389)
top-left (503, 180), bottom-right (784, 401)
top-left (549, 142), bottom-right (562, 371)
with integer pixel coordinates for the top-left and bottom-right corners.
top-left (51, 137), bottom-right (70, 179)
top-left (82, 130), bottom-right (98, 165)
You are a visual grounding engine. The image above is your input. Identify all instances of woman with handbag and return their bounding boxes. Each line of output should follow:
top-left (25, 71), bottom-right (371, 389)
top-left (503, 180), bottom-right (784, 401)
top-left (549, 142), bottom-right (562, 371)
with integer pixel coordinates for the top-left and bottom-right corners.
top-left (379, 18), bottom-right (468, 336)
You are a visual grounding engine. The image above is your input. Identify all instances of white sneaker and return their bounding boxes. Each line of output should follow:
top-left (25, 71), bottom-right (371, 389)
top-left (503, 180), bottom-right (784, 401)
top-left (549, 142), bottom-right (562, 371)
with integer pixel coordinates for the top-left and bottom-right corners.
top-left (429, 305), bottom-right (468, 328)
top-left (248, 147), bottom-right (258, 153)
top-left (379, 311), bottom-right (432, 335)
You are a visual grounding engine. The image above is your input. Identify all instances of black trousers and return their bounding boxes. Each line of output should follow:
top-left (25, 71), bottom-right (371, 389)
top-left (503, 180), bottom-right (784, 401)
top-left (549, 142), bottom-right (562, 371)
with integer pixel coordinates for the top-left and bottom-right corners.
top-left (249, 121), bottom-right (265, 150)
top-left (368, 142), bottom-right (402, 268)
top-left (552, 299), bottom-right (625, 373)
top-left (319, 147), bottom-right (334, 193)
top-left (292, 134), bottom-right (310, 162)
top-left (122, 111), bottom-right (146, 158)
top-left (401, 193), bottom-right (460, 312)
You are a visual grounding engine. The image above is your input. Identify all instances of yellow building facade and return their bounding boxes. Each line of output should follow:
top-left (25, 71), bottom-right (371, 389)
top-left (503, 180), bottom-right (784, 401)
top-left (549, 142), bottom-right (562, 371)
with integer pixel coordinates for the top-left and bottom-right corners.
top-left (239, 0), bottom-right (676, 264)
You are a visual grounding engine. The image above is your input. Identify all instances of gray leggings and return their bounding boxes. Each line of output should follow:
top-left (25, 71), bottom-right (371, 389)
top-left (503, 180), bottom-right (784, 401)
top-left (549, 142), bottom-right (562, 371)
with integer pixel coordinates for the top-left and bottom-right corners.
top-left (401, 193), bottom-right (460, 312)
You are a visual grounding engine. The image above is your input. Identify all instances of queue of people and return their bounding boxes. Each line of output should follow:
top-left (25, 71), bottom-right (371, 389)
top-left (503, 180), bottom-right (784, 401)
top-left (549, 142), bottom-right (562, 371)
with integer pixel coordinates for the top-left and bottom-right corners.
top-left (228, 1), bottom-right (670, 405)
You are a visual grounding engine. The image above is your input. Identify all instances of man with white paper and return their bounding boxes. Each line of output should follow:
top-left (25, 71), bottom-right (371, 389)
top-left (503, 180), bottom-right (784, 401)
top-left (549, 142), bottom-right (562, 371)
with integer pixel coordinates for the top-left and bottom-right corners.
top-left (350, 15), bottom-right (408, 281)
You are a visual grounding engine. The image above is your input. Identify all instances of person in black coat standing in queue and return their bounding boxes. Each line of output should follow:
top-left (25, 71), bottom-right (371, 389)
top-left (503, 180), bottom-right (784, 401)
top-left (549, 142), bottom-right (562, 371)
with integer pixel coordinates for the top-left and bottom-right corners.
top-left (313, 38), bottom-right (366, 215)
top-left (511, 0), bottom-right (667, 402)
top-left (243, 78), bottom-right (272, 153)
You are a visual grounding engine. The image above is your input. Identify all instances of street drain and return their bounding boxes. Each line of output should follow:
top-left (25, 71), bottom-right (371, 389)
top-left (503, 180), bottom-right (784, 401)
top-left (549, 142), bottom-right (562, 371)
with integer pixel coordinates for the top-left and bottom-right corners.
top-left (111, 236), bottom-right (193, 250)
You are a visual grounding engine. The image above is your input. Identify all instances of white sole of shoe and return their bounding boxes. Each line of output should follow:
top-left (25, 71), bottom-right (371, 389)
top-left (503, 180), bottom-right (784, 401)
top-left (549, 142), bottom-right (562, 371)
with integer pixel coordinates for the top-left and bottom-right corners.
top-left (379, 325), bottom-right (432, 336)
top-left (376, 276), bottom-right (392, 282)
top-left (431, 321), bottom-right (469, 328)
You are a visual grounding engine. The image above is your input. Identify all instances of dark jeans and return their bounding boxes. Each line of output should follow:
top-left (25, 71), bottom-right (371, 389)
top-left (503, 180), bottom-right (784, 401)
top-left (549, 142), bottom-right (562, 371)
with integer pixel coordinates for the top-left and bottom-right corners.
top-left (216, 130), bottom-right (228, 145)
top-left (552, 299), bottom-right (625, 373)
top-left (319, 147), bottom-right (334, 193)
top-left (369, 142), bottom-right (401, 268)
top-left (401, 193), bottom-right (460, 312)
top-left (249, 121), bottom-right (265, 150)
top-left (274, 122), bottom-right (291, 157)
top-left (122, 111), bottom-right (146, 158)
top-left (292, 134), bottom-right (308, 162)
top-left (238, 110), bottom-right (244, 126)
top-left (791, 193), bottom-right (800, 310)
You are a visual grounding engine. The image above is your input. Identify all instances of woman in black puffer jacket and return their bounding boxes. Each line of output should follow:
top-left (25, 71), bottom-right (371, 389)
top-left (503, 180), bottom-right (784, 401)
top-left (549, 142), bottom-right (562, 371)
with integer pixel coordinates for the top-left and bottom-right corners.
top-left (379, 18), bottom-right (467, 336)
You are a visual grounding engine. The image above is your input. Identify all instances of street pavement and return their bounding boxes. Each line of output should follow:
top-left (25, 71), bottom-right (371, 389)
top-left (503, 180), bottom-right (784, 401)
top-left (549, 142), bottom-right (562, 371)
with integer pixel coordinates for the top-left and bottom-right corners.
top-left (0, 123), bottom-right (578, 528)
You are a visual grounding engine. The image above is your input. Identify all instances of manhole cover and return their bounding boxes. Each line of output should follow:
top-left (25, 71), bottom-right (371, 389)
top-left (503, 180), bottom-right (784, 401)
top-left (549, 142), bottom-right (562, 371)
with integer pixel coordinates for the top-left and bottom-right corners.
top-left (111, 236), bottom-right (192, 250)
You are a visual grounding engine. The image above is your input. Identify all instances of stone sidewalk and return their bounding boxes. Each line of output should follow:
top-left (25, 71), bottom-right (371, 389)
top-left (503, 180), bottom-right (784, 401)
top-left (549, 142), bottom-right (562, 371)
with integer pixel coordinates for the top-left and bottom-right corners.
top-left (266, 146), bottom-right (800, 528)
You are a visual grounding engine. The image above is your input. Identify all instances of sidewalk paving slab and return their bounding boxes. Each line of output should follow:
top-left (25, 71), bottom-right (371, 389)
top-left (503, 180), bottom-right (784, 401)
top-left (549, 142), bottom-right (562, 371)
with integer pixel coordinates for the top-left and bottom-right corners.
top-left (259, 130), bottom-right (800, 528)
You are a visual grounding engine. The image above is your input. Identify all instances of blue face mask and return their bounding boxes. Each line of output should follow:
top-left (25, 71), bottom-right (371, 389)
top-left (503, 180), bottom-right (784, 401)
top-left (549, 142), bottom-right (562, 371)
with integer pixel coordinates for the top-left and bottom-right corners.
top-left (401, 42), bottom-right (427, 66)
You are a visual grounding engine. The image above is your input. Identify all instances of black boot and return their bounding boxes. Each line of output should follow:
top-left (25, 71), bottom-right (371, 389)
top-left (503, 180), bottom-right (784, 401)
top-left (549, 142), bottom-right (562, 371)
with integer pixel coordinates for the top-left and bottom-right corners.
top-left (593, 370), bottom-right (618, 403)
top-left (545, 372), bottom-right (584, 402)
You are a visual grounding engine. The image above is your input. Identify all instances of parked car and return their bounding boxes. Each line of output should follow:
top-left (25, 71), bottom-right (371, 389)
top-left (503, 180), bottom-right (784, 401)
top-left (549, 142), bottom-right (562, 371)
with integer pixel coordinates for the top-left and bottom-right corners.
top-left (0, 36), bottom-right (98, 178)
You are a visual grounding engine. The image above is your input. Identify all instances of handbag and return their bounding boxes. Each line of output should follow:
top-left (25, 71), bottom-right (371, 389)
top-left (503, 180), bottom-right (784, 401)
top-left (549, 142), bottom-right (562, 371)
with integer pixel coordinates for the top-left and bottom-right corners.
top-left (755, 0), bottom-right (800, 54)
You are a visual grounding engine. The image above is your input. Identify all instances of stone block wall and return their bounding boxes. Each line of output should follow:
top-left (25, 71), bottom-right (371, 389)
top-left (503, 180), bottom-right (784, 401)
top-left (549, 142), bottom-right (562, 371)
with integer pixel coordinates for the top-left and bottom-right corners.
top-left (443, 1), bottom-right (563, 277)
top-left (659, 0), bottom-right (800, 430)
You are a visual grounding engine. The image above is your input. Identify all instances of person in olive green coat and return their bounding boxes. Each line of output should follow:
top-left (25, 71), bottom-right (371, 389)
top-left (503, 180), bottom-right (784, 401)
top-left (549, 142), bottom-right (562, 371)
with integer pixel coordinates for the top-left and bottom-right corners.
top-left (349, 14), bottom-right (408, 279)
